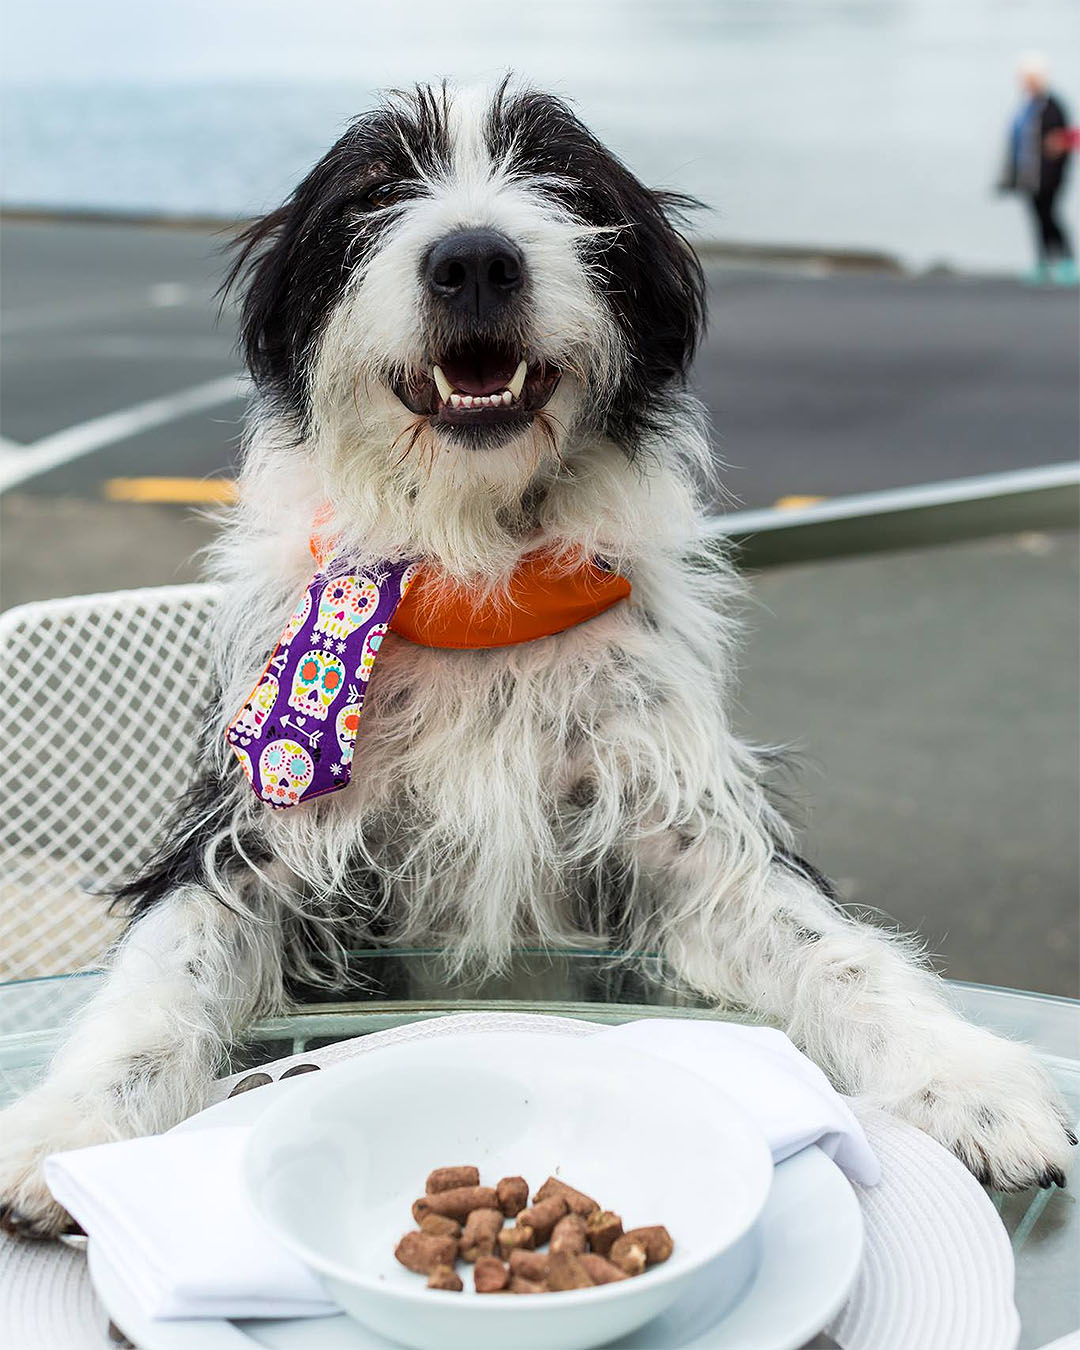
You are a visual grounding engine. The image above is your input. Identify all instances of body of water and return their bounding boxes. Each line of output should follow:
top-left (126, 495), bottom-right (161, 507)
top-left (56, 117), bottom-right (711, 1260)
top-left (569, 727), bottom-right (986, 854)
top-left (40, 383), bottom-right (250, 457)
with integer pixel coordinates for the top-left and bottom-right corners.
top-left (2, 0), bottom-right (1078, 272)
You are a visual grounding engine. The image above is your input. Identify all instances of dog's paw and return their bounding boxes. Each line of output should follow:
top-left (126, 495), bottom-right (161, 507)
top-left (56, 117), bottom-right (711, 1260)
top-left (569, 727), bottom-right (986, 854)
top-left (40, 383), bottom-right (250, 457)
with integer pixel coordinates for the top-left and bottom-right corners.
top-left (887, 1028), bottom-right (1076, 1191)
top-left (0, 1087), bottom-right (111, 1240)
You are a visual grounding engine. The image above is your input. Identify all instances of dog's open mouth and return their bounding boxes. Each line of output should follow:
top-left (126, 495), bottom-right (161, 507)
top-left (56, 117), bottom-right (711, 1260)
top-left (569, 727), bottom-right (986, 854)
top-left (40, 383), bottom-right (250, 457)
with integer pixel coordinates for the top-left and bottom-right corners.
top-left (390, 340), bottom-right (561, 434)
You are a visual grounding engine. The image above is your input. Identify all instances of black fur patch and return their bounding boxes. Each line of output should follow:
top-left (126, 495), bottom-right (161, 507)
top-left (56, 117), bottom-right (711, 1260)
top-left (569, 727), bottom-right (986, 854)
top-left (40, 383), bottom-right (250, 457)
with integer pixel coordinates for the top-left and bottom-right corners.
top-left (774, 848), bottom-right (841, 904)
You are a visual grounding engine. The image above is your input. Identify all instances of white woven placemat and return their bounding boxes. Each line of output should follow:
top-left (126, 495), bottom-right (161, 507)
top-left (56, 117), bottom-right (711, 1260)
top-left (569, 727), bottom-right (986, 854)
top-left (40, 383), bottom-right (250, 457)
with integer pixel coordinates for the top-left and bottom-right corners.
top-left (0, 1012), bottom-right (1022, 1350)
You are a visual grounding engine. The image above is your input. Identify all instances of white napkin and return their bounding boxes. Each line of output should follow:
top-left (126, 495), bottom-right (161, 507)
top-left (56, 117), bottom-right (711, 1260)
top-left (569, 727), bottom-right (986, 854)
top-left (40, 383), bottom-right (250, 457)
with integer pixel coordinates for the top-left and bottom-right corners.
top-left (598, 1021), bottom-right (881, 1186)
top-left (43, 1126), bottom-right (337, 1320)
top-left (44, 1019), bottom-right (877, 1321)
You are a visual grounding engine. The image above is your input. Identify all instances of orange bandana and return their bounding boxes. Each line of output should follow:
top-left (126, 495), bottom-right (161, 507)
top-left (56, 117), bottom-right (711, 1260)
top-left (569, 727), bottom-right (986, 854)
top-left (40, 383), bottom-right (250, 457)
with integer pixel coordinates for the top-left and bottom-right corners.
top-left (310, 531), bottom-right (631, 650)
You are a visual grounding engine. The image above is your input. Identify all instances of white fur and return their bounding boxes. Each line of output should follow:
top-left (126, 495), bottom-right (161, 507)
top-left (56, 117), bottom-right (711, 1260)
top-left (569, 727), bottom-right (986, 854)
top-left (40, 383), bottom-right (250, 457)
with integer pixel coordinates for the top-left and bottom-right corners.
top-left (0, 83), bottom-right (1071, 1237)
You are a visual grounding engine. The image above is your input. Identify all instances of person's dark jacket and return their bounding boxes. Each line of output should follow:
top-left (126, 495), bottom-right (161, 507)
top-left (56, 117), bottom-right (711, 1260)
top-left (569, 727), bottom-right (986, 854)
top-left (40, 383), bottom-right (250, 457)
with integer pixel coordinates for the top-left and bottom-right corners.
top-left (1001, 92), bottom-right (1072, 194)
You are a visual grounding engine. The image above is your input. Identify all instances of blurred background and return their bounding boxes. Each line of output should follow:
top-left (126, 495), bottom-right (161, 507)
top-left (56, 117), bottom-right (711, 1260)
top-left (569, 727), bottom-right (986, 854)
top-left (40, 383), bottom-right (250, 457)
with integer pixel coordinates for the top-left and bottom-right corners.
top-left (1, 0), bottom-right (1077, 994)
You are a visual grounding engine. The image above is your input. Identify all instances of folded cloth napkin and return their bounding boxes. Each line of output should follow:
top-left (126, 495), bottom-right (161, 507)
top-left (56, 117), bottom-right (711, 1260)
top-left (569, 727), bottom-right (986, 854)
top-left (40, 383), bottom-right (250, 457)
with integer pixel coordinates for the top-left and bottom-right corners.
top-left (44, 1019), bottom-right (878, 1321)
top-left (598, 1021), bottom-right (881, 1186)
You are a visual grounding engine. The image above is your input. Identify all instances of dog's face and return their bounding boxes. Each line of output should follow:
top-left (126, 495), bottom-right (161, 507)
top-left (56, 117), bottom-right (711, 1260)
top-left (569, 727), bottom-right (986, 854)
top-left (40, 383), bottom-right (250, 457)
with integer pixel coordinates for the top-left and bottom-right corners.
top-left (229, 82), bottom-right (704, 511)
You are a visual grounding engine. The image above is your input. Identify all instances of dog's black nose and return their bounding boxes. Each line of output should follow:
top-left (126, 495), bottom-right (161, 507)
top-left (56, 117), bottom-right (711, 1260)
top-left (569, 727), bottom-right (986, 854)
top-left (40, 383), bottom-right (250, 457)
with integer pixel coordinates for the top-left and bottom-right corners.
top-left (425, 229), bottom-right (524, 318)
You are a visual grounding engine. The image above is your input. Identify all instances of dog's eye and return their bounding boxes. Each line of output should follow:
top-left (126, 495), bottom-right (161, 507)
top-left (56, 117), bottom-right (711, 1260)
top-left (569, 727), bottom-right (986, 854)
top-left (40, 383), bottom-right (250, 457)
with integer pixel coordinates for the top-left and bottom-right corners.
top-left (362, 181), bottom-right (408, 210)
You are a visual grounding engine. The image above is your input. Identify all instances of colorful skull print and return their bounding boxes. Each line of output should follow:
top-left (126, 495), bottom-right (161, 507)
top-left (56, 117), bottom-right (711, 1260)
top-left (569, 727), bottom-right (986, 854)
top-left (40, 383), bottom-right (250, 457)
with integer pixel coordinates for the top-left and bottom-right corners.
top-left (399, 563), bottom-right (420, 598)
top-left (280, 590), bottom-right (312, 645)
top-left (287, 650), bottom-right (345, 720)
top-left (227, 673), bottom-right (279, 747)
top-left (258, 739), bottom-right (314, 807)
top-left (355, 623), bottom-right (388, 683)
top-left (335, 701), bottom-right (362, 767)
top-left (232, 746), bottom-right (255, 785)
top-left (314, 575), bottom-right (380, 641)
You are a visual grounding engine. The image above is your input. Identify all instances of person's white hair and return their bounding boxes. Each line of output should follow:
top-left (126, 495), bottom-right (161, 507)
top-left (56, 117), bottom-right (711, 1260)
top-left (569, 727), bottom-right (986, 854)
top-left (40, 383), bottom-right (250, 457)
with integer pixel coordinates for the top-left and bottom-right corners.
top-left (1018, 50), bottom-right (1050, 85)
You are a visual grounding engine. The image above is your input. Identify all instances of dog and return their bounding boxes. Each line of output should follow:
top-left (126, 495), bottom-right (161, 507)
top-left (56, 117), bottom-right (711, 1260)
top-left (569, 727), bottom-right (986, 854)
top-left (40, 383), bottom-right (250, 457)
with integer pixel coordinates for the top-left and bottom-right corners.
top-left (0, 81), bottom-right (1072, 1238)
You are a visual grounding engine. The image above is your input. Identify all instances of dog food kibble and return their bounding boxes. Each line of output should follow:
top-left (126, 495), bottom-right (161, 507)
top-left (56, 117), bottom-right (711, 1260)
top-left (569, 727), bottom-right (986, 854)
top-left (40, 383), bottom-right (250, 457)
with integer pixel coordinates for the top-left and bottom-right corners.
top-left (609, 1235), bottom-right (648, 1277)
top-left (508, 1249), bottom-right (550, 1281)
top-left (517, 1195), bottom-right (569, 1244)
top-left (426, 1264), bottom-right (464, 1291)
top-left (534, 1175), bottom-right (598, 1217)
top-left (585, 1208), bottom-right (623, 1256)
top-left (496, 1223), bottom-right (536, 1258)
top-left (473, 1256), bottom-right (510, 1293)
top-left (419, 1212), bottom-right (462, 1239)
top-left (460, 1207), bottom-right (504, 1262)
top-left (395, 1167), bottom-right (673, 1297)
top-left (412, 1185), bottom-right (500, 1223)
top-left (394, 1231), bottom-right (458, 1275)
top-left (496, 1175), bottom-right (529, 1217)
top-left (581, 1253), bottom-right (629, 1285)
top-left (549, 1212), bottom-right (587, 1255)
top-left (426, 1165), bottom-right (480, 1194)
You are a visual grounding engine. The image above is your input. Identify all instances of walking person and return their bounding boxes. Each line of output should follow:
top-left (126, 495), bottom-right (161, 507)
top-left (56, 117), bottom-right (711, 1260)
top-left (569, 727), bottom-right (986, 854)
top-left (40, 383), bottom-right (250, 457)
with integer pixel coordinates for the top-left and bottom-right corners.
top-left (1001, 53), bottom-right (1076, 284)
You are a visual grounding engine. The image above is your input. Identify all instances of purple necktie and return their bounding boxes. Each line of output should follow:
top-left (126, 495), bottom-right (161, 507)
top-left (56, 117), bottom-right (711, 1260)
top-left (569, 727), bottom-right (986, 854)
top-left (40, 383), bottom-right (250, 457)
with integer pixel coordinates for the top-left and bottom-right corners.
top-left (226, 557), bottom-right (417, 807)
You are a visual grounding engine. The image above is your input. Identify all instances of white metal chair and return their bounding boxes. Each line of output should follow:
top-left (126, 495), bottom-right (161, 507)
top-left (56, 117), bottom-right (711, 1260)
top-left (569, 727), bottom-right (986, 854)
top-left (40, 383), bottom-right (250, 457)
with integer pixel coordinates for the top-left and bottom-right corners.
top-left (0, 585), bottom-right (220, 980)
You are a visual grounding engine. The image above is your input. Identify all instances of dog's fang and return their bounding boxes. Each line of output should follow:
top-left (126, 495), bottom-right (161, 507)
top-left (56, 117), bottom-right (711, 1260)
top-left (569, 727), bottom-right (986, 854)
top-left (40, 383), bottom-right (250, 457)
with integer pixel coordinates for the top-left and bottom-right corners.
top-left (432, 365), bottom-right (453, 402)
top-left (508, 360), bottom-right (528, 400)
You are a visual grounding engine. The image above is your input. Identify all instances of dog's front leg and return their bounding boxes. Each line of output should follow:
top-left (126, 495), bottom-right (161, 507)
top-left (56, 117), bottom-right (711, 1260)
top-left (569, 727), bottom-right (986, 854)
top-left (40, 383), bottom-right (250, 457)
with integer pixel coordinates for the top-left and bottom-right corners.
top-left (643, 835), bottom-right (1074, 1191)
top-left (0, 886), bottom-right (280, 1238)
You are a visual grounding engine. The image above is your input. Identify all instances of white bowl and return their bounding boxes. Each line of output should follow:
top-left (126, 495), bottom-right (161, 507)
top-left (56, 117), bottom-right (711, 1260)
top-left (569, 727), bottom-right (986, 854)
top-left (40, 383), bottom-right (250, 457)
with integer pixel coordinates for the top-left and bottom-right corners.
top-left (244, 1030), bottom-right (772, 1350)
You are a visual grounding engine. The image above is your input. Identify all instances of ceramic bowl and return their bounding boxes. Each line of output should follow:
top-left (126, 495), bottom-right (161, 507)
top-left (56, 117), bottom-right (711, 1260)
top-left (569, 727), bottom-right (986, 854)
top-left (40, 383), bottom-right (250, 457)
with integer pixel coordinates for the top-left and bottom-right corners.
top-left (244, 1030), bottom-right (772, 1350)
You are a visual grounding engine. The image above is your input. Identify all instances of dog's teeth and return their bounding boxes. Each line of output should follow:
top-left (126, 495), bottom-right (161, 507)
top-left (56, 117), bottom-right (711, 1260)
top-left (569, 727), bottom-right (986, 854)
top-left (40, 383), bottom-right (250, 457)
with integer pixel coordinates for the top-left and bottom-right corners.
top-left (500, 390), bottom-right (513, 406)
top-left (462, 395), bottom-right (474, 408)
top-left (507, 360), bottom-right (528, 400)
top-left (432, 366), bottom-right (453, 403)
top-left (449, 392), bottom-right (463, 408)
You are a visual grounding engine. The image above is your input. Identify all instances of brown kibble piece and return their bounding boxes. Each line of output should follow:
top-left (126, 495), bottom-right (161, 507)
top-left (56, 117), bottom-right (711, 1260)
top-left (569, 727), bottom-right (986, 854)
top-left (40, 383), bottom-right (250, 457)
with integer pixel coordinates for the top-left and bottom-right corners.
top-left (533, 1176), bottom-right (599, 1217)
top-left (517, 1195), bottom-right (569, 1244)
top-left (460, 1208), bottom-right (504, 1261)
top-left (508, 1249), bottom-right (550, 1281)
top-left (496, 1175), bottom-right (529, 1217)
top-left (394, 1231), bottom-right (458, 1275)
top-left (426, 1166), bottom-right (480, 1194)
top-left (621, 1225), bottom-right (674, 1266)
top-left (419, 1213), bottom-right (461, 1239)
top-left (581, 1253), bottom-right (628, 1285)
top-left (609, 1235), bottom-right (647, 1276)
top-left (546, 1252), bottom-right (596, 1291)
top-left (496, 1223), bottom-right (536, 1259)
top-left (509, 1275), bottom-right (548, 1294)
top-left (474, 1256), bottom-right (510, 1293)
top-left (585, 1209), bottom-right (623, 1256)
top-left (426, 1264), bottom-right (463, 1291)
top-left (550, 1212), bottom-right (587, 1255)
top-left (413, 1186), bottom-right (499, 1223)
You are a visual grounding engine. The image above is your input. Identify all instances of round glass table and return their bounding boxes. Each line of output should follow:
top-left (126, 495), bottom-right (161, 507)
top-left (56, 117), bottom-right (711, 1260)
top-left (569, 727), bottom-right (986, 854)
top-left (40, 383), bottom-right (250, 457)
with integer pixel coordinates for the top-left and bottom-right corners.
top-left (0, 950), bottom-right (1077, 1350)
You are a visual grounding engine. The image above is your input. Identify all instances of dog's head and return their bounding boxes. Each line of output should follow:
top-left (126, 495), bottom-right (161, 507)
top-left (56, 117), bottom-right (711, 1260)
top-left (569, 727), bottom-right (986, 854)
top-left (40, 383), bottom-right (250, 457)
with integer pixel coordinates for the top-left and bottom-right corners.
top-left (227, 82), bottom-right (705, 560)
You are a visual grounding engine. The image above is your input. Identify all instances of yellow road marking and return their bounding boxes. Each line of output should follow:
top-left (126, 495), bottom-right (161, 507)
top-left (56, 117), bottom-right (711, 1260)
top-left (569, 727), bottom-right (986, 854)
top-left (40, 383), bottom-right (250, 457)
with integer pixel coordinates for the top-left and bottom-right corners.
top-left (772, 494), bottom-right (826, 511)
top-left (104, 476), bottom-right (238, 504)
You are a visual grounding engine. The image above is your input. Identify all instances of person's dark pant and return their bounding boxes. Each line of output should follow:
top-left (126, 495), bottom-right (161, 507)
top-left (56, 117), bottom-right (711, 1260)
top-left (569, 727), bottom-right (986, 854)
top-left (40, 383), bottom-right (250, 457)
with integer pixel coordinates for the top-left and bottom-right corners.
top-left (1026, 183), bottom-right (1073, 263)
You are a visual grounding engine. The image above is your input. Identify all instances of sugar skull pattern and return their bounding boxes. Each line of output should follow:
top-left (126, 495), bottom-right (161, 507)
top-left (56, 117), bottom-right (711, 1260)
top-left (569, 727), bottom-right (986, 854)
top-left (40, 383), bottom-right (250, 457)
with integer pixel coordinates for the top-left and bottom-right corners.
top-left (314, 575), bottom-right (380, 641)
top-left (287, 649), bottom-right (345, 721)
top-left (227, 673), bottom-right (278, 747)
top-left (356, 623), bottom-right (388, 683)
top-left (335, 700), bottom-right (362, 767)
top-left (226, 556), bottom-right (416, 808)
top-left (258, 739), bottom-right (314, 807)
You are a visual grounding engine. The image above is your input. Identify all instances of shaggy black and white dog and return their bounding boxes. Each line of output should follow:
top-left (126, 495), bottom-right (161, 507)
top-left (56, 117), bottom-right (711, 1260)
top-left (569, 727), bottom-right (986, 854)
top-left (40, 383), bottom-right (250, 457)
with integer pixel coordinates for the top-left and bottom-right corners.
top-left (0, 82), bottom-right (1072, 1236)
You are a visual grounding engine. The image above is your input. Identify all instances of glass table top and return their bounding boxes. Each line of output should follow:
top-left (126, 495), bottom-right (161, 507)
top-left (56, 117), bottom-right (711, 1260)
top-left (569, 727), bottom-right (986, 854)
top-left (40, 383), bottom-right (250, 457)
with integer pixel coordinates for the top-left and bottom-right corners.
top-left (0, 950), bottom-right (1077, 1349)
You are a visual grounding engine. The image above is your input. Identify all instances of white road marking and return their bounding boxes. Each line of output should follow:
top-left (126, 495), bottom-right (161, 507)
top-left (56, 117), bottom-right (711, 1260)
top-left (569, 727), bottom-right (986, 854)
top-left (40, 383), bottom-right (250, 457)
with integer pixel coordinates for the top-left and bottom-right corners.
top-left (0, 374), bottom-right (247, 493)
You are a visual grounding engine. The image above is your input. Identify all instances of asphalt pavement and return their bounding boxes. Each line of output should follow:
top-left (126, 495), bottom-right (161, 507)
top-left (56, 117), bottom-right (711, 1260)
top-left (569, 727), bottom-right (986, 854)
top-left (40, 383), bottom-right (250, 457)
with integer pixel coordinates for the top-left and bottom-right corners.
top-left (1, 216), bottom-right (1076, 997)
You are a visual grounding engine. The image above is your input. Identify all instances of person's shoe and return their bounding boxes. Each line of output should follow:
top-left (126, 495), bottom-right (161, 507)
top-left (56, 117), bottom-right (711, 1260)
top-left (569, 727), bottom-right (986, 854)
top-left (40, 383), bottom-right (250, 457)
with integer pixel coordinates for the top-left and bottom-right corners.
top-left (1051, 258), bottom-right (1079, 286)
top-left (1024, 262), bottom-right (1051, 284)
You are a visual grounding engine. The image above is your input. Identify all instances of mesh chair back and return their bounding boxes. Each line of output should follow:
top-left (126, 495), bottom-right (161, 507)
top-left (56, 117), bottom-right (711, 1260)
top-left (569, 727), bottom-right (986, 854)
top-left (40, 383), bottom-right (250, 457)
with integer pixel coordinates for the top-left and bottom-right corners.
top-left (0, 585), bottom-right (219, 979)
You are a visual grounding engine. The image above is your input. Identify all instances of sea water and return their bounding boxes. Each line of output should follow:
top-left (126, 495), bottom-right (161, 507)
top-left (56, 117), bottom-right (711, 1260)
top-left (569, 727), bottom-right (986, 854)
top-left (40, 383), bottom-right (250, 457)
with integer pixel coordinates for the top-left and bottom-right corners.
top-left (2, 0), bottom-right (1077, 272)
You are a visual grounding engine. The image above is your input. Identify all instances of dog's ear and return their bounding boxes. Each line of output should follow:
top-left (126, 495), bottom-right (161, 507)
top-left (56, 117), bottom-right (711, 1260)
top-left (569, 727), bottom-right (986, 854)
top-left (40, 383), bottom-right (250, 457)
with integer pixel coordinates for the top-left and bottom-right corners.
top-left (222, 202), bottom-right (302, 409)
